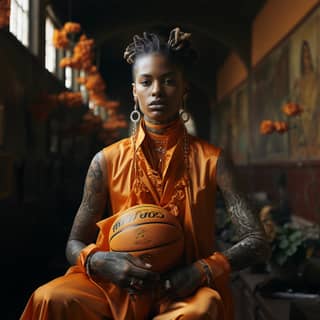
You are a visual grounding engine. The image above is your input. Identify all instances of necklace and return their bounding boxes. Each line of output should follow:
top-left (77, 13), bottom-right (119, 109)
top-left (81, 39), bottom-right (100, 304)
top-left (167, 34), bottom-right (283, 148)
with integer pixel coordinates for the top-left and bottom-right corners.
top-left (145, 132), bottom-right (169, 174)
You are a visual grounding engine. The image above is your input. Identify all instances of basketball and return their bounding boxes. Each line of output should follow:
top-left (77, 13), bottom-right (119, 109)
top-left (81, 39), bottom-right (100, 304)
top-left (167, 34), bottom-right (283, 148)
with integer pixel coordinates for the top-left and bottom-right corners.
top-left (109, 204), bottom-right (184, 273)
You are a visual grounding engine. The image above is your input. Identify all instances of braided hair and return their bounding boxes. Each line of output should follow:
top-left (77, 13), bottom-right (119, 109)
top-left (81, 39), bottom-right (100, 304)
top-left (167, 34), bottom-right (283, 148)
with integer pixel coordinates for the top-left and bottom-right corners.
top-left (124, 27), bottom-right (198, 76)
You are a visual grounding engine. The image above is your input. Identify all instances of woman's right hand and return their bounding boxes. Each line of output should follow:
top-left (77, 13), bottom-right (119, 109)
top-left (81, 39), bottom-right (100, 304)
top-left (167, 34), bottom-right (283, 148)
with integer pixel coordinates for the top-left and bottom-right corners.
top-left (89, 251), bottom-right (160, 293)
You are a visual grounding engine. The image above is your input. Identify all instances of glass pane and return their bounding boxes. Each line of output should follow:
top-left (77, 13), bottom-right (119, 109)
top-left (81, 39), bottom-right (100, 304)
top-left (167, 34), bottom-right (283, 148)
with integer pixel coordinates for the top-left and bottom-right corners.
top-left (45, 18), bottom-right (56, 73)
top-left (65, 67), bottom-right (72, 89)
top-left (9, 0), bottom-right (29, 46)
top-left (17, 6), bottom-right (22, 40)
top-left (22, 11), bottom-right (28, 46)
top-left (9, 1), bottom-right (17, 34)
top-left (22, 0), bottom-right (29, 11)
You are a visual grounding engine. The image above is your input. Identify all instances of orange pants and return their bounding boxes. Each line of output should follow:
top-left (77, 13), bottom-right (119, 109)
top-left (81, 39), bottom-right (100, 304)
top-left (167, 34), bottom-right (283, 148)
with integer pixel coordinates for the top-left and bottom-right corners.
top-left (20, 272), bottom-right (225, 320)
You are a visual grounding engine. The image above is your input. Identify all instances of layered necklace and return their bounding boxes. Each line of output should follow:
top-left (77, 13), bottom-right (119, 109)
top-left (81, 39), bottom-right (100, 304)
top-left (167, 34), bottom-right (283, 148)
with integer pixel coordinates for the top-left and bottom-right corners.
top-left (143, 118), bottom-right (181, 175)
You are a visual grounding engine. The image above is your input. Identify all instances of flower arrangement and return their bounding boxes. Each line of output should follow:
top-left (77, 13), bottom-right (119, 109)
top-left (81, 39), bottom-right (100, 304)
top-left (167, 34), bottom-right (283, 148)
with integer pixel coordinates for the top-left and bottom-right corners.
top-left (260, 102), bottom-right (303, 136)
top-left (76, 67), bottom-right (121, 110)
top-left (29, 91), bottom-right (84, 121)
top-left (0, 0), bottom-right (10, 29)
top-left (59, 34), bottom-right (95, 70)
top-left (53, 22), bottom-right (81, 49)
top-left (260, 120), bottom-right (289, 135)
top-left (53, 29), bottom-right (69, 49)
top-left (53, 21), bottom-right (127, 139)
top-left (63, 22), bottom-right (81, 34)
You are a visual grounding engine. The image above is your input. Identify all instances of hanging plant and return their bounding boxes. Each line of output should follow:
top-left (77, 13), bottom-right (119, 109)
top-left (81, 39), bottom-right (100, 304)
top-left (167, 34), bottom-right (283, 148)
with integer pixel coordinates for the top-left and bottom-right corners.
top-left (53, 21), bottom-right (82, 49)
top-left (52, 21), bottom-right (125, 143)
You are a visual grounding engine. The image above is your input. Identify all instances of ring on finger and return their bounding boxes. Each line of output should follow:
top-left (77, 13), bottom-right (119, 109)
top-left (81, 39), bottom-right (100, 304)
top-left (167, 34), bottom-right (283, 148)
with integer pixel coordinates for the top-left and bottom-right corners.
top-left (129, 278), bottom-right (143, 289)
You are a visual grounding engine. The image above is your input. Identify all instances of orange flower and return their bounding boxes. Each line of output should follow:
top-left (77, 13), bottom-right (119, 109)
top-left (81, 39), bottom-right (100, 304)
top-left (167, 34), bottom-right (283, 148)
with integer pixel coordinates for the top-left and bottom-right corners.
top-left (88, 66), bottom-right (98, 74)
top-left (260, 120), bottom-right (275, 135)
top-left (76, 77), bottom-right (87, 85)
top-left (82, 111), bottom-right (102, 124)
top-left (58, 91), bottom-right (83, 108)
top-left (282, 102), bottom-right (303, 116)
top-left (53, 29), bottom-right (69, 49)
top-left (63, 35), bottom-right (95, 70)
top-left (59, 57), bottom-right (73, 68)
top-left (274, 121), bottom-right (289, 134)
top-left (63, 22), bottom-right (81, 34)
top-left (85, 73), bottom-right (106, 91)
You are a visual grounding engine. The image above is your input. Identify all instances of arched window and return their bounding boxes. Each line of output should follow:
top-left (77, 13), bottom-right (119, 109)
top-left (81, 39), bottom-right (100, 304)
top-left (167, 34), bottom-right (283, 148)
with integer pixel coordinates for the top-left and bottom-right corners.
top-left (9, 0), bottom-right (29, 46)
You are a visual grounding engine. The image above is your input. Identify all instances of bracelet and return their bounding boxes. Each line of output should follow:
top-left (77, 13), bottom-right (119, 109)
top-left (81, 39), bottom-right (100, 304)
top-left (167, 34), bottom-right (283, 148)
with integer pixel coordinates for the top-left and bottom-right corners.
top-left (194, 259), bottom-right (214, 287)
top-left (85, 253), bottom-right (95, 278)
top-left (200, 259), bottom-right (214, 287)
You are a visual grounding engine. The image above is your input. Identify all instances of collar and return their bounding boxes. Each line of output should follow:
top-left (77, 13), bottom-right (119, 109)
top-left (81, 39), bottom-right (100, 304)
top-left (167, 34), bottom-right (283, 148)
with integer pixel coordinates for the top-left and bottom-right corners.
top-left (134, 118), bottom-right (185, 151)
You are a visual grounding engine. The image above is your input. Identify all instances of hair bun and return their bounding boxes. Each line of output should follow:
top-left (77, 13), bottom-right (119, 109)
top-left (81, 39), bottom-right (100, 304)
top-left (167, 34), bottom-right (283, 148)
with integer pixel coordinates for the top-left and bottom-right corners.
top-left (168, 27), bottom-right (192, 51)
top-left (123, 27), bottom-right (197, 67)
top-left (124, 42), bottom-right (136, 64)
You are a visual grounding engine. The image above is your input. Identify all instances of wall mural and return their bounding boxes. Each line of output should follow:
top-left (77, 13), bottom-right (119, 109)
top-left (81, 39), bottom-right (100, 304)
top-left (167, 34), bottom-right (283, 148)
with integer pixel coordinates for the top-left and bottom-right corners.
top-left (230, 84), bottom-right (249, 165)
top-left (216, 6), bottom-right (320, 164)
top-left (251, 41), bottom-right (290, 162)
top-left (214, 84), bottom-right (249, 166)
top-left (288, 8), bottom-right (320, 161)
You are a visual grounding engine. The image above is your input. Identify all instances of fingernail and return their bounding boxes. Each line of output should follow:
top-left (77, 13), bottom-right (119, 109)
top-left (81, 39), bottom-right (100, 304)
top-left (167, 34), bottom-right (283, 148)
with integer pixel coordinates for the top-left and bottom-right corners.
top-left (145, 263), bottom-right (152, 268)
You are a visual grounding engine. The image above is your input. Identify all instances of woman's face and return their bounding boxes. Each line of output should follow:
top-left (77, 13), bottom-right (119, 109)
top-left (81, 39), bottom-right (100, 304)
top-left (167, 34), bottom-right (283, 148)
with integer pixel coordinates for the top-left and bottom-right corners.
top-left (132, 53), bottom-right (187, 124)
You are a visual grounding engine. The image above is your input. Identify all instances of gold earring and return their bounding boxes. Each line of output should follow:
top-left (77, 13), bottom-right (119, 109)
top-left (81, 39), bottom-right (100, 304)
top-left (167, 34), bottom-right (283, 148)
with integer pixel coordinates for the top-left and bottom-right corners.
top-left (130, 100), bottom-right (141, 123)
top-left (180, 94), bottom-right (190, 123)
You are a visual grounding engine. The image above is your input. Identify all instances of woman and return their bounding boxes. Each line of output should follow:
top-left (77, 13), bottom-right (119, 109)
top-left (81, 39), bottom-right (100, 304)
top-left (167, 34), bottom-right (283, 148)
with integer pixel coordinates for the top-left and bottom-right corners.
top-left (290, 40), bottom-right (320, 159)
top-left (20, 27), bottom-right (270, 320)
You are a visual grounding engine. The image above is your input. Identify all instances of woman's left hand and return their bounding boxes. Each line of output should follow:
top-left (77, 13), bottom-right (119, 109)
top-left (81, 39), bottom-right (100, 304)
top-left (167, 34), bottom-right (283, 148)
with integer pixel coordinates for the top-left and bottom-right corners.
top-left (161, 264), bottom-right (203, 299)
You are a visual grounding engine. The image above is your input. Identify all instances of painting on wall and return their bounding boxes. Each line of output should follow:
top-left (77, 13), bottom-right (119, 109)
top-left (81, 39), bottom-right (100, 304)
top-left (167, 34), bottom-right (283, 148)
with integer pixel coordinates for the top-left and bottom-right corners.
top-left (214, 5), bottom-right (320, 165)
top-left (251, 41), bottom-right (290, 162)
top-left (230, 83), bottom-right (249, 165)
top-left (288, 8), bottom-right (320, 161)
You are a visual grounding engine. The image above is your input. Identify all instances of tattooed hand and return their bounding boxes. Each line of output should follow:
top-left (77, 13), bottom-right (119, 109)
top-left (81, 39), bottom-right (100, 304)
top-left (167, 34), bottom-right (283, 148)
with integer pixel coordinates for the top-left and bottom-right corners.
top-left (216, 150), bottom-right (271, 271)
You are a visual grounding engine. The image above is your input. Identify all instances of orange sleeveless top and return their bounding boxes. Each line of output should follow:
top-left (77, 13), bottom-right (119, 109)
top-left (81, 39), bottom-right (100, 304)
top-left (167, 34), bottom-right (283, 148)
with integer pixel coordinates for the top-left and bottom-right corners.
top-left (97, 120), bottom-right (221, 264)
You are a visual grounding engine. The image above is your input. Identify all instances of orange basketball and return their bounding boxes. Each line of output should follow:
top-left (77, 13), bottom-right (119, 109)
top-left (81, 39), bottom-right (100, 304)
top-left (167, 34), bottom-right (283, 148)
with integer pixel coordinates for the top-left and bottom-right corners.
top-left (109, 204), bottom-right (184, 273)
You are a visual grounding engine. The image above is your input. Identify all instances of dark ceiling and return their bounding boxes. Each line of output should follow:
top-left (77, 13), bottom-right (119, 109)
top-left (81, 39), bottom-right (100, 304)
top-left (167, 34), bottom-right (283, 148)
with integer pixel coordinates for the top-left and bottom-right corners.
top-left (48, 0), bottom-right (266, 138)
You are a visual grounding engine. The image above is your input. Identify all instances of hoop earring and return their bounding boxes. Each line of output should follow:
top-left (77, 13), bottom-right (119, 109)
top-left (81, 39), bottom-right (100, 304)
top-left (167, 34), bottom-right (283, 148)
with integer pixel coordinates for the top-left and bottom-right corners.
top-left (179, 109), bottom-right (190, 123)
top-left (130, 101), bottom-right (141, 123)
top-left (130, 101), bottom-right (141, 183)
top-left (180, 94), bottom-right (190, 123)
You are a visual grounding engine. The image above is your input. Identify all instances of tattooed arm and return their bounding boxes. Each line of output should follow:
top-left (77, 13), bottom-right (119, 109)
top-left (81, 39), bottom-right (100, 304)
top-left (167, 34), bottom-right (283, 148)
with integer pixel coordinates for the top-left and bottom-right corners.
top-left (66, 151), bottom-right (108, 266)
top-left (216, 150), bottom-right (271, 271)
top-left (65, 151), bottom-right (159, 290)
